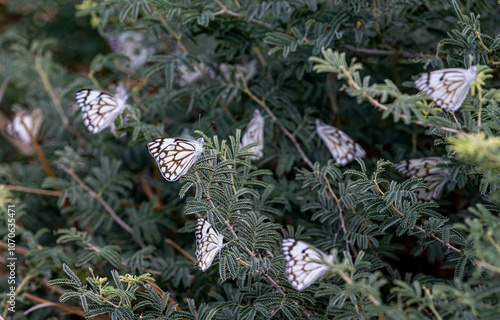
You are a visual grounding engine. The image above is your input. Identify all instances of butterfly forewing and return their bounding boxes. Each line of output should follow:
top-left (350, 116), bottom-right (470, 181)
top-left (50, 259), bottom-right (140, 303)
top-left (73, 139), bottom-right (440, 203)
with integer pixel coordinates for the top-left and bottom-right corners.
top-left (148, 137), bottom-right (204, 181)
top-left (394, 157), bottom-right (450, 202)
top-left (415, 66), bottom-right (477, 112)
top-left (282, 238), bottom-right (331, 291)
top-left (240, 109), bottom-right (264, 161)
top-left (196, 218), bottom-right (225, 271)
top-left (316, 119), bottom-right (366, 166)
top-left (75, 86), bottom-right (128, 134)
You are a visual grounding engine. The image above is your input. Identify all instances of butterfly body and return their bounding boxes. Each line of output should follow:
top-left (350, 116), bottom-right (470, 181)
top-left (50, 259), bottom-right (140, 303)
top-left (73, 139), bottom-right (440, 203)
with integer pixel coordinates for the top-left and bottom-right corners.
top-left (240, 109), bottom-right (264, 161)
top-left (394, 157), bottom-right (450, 202)
top-left (415, 66), bottom-right (477, 112)
top-left (196, 218), bottom-right (225, 271)
top-left (316, 119), bottom-right (366, 166)
top-left (281, 238), bottom-right (333, 291)
top-left (148, 137), bottom-right (205, 181)
top-left (75, 85), bottom-right (128, 134)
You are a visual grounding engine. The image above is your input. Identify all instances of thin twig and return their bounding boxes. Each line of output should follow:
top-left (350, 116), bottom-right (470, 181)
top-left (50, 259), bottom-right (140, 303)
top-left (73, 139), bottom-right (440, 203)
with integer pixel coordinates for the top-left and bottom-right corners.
top-left (239, 71), bottom-right (314, 169)
top-left (19, 113), bottom-right (55, 177)
top-left (0, 77), bottom-right (9, 105)
top-left (372, 171), bottom-right (461, 253)
top-left (335, 268), bottom-right (381, 306)
top-left (0, 184), bottom-right (61, 197)
top-left (339, 65), bottom-right (468, 137)
top-left (214, 0), bottom-right (274, 29)
top-left (200, 175), bottom-right (286, 296)
top-left (165, 238), bottom-right (197, 263)
top-left (60, 167), bottom-right (134, 234)
top-left (344, 44), bottom-right (420, 59)
top-left (34, 56), bottom-right (68, 127)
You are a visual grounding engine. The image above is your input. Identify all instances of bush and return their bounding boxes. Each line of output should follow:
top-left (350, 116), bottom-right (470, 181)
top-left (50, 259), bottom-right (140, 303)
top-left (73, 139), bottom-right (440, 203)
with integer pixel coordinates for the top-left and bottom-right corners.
top-left (1, 0), bottom-right (500, 319)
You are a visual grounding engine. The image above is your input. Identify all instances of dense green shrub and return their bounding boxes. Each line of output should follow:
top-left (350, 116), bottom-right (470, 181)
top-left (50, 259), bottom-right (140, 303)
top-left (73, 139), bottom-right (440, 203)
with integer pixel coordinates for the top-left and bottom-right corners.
top-left (1, 0), bottom-right (500, 319)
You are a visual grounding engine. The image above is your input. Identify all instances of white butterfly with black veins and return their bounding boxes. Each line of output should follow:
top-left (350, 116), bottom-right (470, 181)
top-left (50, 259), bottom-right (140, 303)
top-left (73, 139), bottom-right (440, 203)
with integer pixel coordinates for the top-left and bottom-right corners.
top-left (75, 85), bottom-right (129, 134)
top-left (316, 119), bottom-right (366, 166)
top-left (282, 238), bottom-right (333, 291)
top-left (240, 109), bottom-right (264, 161)
top-left (415, 66), bottom-right (477, 112)
top-left (394, 157), bottom-right (451, 202)
top-left (147, 137), bottom-right (205, 181)
top-left (196, 218), bottom-right (225, 271)
top-left (6, 108), bottom-right (43, 144)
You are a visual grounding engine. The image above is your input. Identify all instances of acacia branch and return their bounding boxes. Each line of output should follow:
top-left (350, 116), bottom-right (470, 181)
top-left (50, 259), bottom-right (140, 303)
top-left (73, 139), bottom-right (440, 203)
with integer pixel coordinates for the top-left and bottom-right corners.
top-left (338, 65), bottom-right (468, 137)
top-left (214, 0), bottom-right (273, 29)
top-left (239, 71), bottom-right (314, 170)
top-left (0, 184), bottom-right (61, 197)
top-left (60, 167), bottom-right (134, 234)
top-left (19, 113), bottom-right (55, 177)
top-left (372, 172), bottom-right (461, 254)
top-left (199, 173), bottom-right (286, 296)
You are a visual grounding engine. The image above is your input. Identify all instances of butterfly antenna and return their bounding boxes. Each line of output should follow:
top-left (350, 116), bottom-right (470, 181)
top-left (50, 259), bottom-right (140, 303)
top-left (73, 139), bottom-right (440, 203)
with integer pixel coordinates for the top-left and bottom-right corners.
top-left (202, 122), bottom-right (214, 136)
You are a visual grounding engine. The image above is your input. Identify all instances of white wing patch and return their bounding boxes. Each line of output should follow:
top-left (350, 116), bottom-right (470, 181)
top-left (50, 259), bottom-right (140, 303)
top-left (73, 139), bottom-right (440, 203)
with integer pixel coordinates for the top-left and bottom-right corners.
top-left (281, 238), bottom-right (332, 291)
top-left (394, 157), bottom-right (451, 202)
top-left (147, 137), bottom-right (205, 181)
top-left (415, 66), bottom-right (477, 112)
top-left (195, 218), bottom-right (225, 271)
top-left (6, 108), bottom-right (43, 144)
top-left (75, 85), bottom-right (128, 134)
top-left (316, 119), bottom-right (366, 166)
top-left (240, 109), bottom-right (264, 161)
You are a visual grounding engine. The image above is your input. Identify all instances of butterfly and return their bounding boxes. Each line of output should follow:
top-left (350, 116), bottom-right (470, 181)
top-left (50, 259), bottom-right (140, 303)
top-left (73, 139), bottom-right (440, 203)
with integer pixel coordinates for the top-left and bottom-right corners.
top-left (6, 108), bottom-right (43, 144)
top-left (196, 218), bottom-right (225, 271)
top-left (415, 66), bottom-right (477, 112)
top-left (394, 157), bottom-right (451, 202)
top-left (240, 109), bottom-right (264, 161)
top-left (281, 238), bottom-right (333, 291)
top-left (105, 31), bottom-right (155, 70)
top-left (316, 119), bottom-right (366, 166)
top-left (147, 137), bottom-right (205, 181)
top-left (75, 85), bottom-right (129, 134)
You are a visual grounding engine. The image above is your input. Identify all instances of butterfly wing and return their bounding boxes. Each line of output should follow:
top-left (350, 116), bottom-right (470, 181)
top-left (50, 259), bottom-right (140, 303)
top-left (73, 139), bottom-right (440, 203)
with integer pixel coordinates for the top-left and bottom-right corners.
top-left (394, 157), bottom-right (451, 202)
top-left (415, 66), bottom-right (477, 112)
top-left (75, 88), bottom-right (128, 134)
top-left (240, 109), bottom-right (264, 161)
top-left (316, 119), bottom-right (366, 166)
top-left (196, 218), bottom-right (224, 271)
top-left (6, 109), bottom-right (43, 144)
top-left (148, 137), bottom-right (204, 181)
top-left (281, 238), bottom-right (330, 291)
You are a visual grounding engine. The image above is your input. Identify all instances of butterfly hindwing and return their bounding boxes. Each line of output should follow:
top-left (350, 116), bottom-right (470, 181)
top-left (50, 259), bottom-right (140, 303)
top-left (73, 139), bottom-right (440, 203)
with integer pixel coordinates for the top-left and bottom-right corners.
top-left (147, 137), bottom-right (204, 181)
top-left (196, 218), bottom-right (224, 271)
top-left (75, 86), bottom-right (128, 134)
top-left (415, 66), bottom-right (477, 112)
top-left (240, 109), bottom-right (264, 161)
top-left (316, 119), bottom-right (366, 166)
top-left (281, 238), bottom-right (331, 291)
top-left (394, 157), bottom-right (450, 202)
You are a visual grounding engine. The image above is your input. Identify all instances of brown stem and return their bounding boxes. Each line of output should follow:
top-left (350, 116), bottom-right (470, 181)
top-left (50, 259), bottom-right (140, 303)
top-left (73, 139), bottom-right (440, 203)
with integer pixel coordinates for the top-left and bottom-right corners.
top-left (339, 65), bottom-right (467, 137)
top-left (214, 0), bottom-right (273, 29)
top-left (19, 113), bottom-right (55, 177)
top-left (239, 71), bottom-right (314, 169)
top-left (0, 184), bottom-right (61, 197)
top-left (165, 238), bottom-right (197, 263)
top-left (372, 172), bottom-right (461, 253)
top-left (60, 167), bottom-right (134, 234)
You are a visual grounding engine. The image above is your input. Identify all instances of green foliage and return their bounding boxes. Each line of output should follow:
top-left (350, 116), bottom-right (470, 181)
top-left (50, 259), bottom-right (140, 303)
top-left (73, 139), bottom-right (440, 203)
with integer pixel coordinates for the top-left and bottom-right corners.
top-left (2, 0), bottom-right (500, 319)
